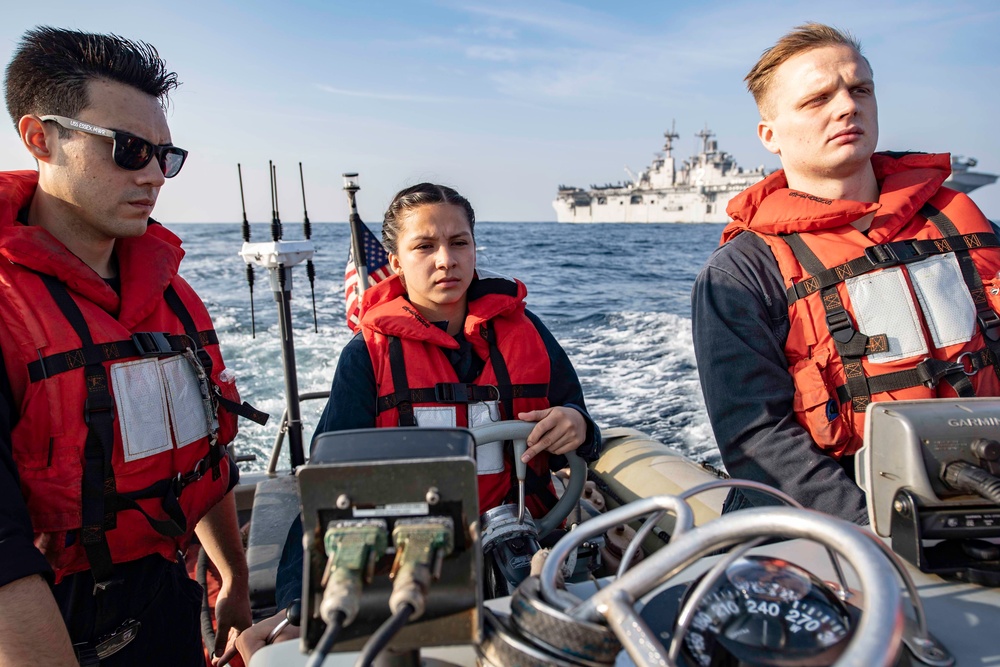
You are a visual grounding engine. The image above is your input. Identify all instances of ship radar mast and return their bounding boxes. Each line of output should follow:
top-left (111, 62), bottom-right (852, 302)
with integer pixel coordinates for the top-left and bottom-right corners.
top-left (663, 120), bottom-right (680, 157)
top-left (696, 126), bottom-right (716, 155)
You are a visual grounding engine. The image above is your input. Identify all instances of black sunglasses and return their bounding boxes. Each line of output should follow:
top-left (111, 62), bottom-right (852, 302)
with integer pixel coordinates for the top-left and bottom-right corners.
top-left (39, 115), bottom-right (188, 178)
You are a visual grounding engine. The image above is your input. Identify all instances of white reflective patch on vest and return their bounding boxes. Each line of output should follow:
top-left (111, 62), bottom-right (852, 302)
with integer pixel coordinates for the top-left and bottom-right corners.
top-left (111, 358), bottom-right (173, 462)
top-left (846, 267), bottom-right (927, 364)
top-left (470, 401), bottom-right (504, 474)
top-left (908, 254), bottom-right (976, 348)
top-left (160, 355), bottom-right (211, 448)
top-left (469, 401), bottom-right (500, 428)
top-left (413, 406), bottom-right (456, 428)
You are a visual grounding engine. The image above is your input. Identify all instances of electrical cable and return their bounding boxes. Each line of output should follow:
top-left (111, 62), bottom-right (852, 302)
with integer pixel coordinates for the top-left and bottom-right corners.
top-left (196, 546), bottom-right (216, 653)
top-left (304, 610), bottom-right (346, 667)
top-left (942, 461), bottom-right (1000, 504)
top-left (352, 603), bottom-right (415, 667)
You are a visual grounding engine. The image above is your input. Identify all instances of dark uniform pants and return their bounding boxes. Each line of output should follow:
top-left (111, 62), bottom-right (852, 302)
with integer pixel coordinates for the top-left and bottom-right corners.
top-left (53, 554), bottom-right (204, 667)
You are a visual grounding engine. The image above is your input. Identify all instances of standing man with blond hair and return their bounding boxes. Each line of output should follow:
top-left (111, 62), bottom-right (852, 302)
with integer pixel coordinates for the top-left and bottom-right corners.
top-left (0, 26), bottom-right (253, 665)
top-left (693, 23), bottom-right (1000, 522)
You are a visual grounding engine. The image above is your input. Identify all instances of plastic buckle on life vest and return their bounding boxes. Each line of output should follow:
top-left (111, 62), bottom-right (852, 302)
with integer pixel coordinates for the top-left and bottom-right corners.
top-left (825, 309), bottom-right (856, 344)
top-left (864, 240), bottom-right (921, 267)
top-left (978, 310), bottom-right (1000, 341)
top-left (131, 331), bottom-right (173, 357)
top-left (435, 382), bottom-right (472, 403)
top-left (83, 395), bottom-right (115, 425)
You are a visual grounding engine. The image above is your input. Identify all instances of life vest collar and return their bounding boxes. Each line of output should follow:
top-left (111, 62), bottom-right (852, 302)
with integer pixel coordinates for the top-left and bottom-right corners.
top-left (362, 271), bottom-right (528, 351)
top-left (0, 170), bottom-right (184, 328)
top-left (723, 152), bottom-right (952, 243)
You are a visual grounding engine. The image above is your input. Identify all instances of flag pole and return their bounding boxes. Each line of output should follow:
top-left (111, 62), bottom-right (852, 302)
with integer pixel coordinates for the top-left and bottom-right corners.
top-left (343, 173), bottom-right (370, 293)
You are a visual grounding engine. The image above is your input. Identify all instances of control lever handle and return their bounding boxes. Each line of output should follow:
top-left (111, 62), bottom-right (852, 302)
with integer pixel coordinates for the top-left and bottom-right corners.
top-left (265, 599), bottom-right (301, 645)
top-left (514, 440), bottom-right (528, 524)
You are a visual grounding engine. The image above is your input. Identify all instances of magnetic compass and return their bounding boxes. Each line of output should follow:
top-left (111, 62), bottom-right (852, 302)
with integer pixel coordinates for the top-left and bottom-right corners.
top-left (680, 556), bottom-right (854, 667)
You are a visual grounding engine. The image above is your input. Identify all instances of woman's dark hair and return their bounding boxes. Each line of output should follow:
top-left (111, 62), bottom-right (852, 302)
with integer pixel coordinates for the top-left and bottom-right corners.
top-left (5, 26), bottom-right (179, 130)
top-left (382, 183), bottom-right (476, 254)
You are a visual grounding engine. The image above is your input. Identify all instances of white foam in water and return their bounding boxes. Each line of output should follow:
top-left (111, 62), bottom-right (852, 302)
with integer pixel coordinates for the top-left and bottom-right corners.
top-left (561, 311), bottom-right (720, 467)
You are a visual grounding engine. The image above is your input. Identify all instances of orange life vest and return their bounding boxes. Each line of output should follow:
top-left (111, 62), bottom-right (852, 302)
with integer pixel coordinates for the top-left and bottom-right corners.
top-left (361, 271), bottom-right (554, 516)
top-left (0, 170), bottom-right (245, 584)
top-left (722, 153), bottom-right (1000, 458)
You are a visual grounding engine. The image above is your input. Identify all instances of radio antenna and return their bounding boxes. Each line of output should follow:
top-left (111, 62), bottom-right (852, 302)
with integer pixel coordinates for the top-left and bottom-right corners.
top-left (269, 160), bottom-right (282, 242)
top-left (299, 162), bottom-right (318, 332)
top-left (238, 163), bottom-right (256, 337)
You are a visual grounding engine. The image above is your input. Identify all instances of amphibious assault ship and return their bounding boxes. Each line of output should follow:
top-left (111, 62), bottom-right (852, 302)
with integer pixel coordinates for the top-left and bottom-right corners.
top-left (945, 155), bottom-right (998, 194)
top-left (553, 125), bottom-right (770, 224)
top-left (554, 126), bottom-right (998, 224)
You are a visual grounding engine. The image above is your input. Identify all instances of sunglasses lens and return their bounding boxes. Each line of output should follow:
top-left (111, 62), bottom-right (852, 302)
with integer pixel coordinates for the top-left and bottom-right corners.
top-left (114, 135), bottom-right (154, 170)
top-left (160, 149), bottom-right (187, 179)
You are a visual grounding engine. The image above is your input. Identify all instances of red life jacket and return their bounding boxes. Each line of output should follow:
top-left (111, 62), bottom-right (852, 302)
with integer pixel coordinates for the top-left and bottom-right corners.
top-left (722, 153), bottom-right (1000, 458)
top-left (361, 271), bottom-right (554, 516)
top-left (0, 171), bottom-right (243, 584)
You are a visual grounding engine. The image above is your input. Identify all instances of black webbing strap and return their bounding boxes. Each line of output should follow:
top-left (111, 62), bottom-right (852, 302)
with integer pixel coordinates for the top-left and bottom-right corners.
top-left (163, 285), bottom-right (213, 373)
top-left (378, 384), bottom-right (497, 414)
top-left (482, 322), bottom-right (514, 420)
top-left (786, 232), bottom-right (1000, 303)
top-left (375, 382), bottom-right (548, 415)
top-left (214, 393), bottom-right (270, 425)
top-left (27, 330), bottom-right (218, 382)
top-left (113, 454), bottom-right (216, 539)
top-left (835, 348), bottom-right (993, 403)
top-left (387, 336), bottom-right (416, 426)
top-left (921, 203), bottom-right (1000, 381)
top-left (482, 321), bottom-right (560, 510)
top-left (37, 275), bottom-right (118, 592)
top-left (784, 234), bottom-right (883, 412)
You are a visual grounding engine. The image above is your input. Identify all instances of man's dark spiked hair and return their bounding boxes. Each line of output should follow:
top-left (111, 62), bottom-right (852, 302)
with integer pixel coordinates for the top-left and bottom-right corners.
top-left (5, 26), bottom-right (179, 130)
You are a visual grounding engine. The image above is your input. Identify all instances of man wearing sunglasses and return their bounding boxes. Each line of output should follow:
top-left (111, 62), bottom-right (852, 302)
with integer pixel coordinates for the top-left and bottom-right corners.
top-left (0, 27), bottom-right (252, 666)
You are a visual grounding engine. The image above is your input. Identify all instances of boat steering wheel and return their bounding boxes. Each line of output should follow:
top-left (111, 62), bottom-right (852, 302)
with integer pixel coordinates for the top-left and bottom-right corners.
top-left (537, 504), bottom-right (906, 667)
top-left (469, 420), bottom-right (586, 539)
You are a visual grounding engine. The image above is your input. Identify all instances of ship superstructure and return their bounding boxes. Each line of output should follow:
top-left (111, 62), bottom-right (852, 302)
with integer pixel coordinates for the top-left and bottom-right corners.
top-left (555, 127), bottom-right (998, 224)
top-left (553, 125), bottom-right (770, 224)
top-left (944, 156), bottom-right (998, 194)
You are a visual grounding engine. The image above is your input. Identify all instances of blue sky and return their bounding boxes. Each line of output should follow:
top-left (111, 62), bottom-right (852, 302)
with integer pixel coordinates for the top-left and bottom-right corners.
top-left (2, 0), bottom-right (999, 222)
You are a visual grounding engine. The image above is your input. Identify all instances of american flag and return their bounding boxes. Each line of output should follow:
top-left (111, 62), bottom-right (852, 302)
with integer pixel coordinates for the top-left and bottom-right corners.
top-left (344, 222), bottom-right (392, 332)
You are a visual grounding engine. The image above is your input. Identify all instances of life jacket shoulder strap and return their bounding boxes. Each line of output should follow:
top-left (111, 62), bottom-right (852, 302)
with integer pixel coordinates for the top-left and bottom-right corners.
top-left (785, 231), bottom-right (1000, 304)
top-left (35, 273), bottom-right (119, 592)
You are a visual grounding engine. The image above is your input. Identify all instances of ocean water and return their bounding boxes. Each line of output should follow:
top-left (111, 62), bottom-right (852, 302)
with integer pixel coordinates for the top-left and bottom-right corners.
top-left (173, 221), bottom-right (725, 472)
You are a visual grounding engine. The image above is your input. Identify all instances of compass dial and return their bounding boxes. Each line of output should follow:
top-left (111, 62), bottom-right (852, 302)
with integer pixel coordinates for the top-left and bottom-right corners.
top-left (682, 556), bottom-right (853, 667)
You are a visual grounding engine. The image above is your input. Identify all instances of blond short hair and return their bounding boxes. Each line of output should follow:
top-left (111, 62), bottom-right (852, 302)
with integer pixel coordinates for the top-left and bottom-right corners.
top-left (746, 23), bottom-right (869, 119)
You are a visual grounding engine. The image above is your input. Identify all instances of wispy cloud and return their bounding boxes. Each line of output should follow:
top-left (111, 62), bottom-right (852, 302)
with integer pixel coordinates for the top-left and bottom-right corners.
top-left (464, 45), bottom-right (520, 62)
top-left (456, 1), bottom-right (628, 43)
top-left (314, 84), bottom-right (466, 104)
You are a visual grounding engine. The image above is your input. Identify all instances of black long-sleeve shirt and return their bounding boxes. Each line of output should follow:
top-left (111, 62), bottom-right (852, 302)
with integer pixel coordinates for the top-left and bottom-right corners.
top-left (692, 232), bottom-right (869, 524)
top-left (0, 354), bottom-right (53, 588)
